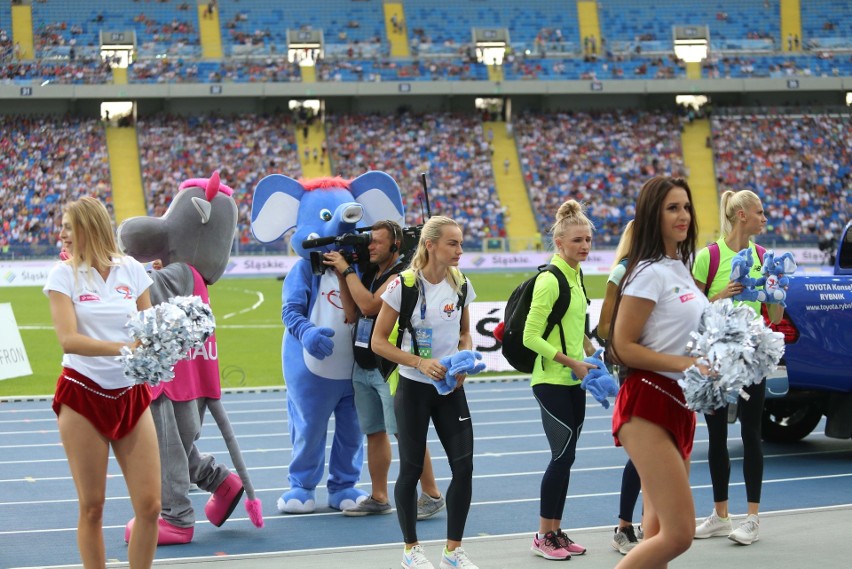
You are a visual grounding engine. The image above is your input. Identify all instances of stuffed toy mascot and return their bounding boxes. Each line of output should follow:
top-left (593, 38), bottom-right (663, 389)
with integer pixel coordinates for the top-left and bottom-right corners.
top-left (731, 248), bottom-right (797, 307)
top-left (250, 171), bottom-right (404, 514)
top-left (118, 172), bottom-right (263, 544)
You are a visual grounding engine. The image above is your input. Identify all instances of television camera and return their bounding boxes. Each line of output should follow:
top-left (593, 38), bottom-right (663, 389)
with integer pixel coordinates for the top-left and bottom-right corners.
top-left (303, 173), bottom-right (433, 275)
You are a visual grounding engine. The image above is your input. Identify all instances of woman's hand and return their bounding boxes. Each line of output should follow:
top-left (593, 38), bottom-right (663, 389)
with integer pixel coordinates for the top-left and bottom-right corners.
top-left (686, 357), bottom-right (714, 377)
top-left (568, 360), bottom-right (597, 380)
top-left (453, 373), bottom-right (467, 390)
top-left (720, 281), bottom-right (744, 300)
top-left (124, 339), bottom-right (142, 353)
top-left (418, 357), bottom-right (447, 382)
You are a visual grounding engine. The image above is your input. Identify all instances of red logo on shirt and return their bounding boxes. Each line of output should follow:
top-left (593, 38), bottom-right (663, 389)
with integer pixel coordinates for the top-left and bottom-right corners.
top-left (324, 289), bottom-right (343, 309)
top-left (78, 294), bottom-right (100, 302)
top-left (679, 292), bottom-right (696, 303)
top-left (442, 302), bottom-right (457, 318)
top-left (386, 277), bottom-right (400, 294)
top-left (115, 285), bottom-right (133, 299)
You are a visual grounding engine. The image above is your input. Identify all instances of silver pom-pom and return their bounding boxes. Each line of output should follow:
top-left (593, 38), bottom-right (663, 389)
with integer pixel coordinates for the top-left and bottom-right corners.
top-left (678, 299), bottom-right (785, 413)
top-left (120, 296), bottom-right (216, 386)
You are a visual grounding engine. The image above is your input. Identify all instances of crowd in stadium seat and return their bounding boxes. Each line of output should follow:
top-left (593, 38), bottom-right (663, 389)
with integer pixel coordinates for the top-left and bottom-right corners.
top-left (136, 113), bottom-right (302, 253)
top-left (325, 112), bottom-right (506, 247)
top-left (711, 112), bottom-right (850, 243)
top-left (0, 28), bottom-right (13, 61)
top-left (316, 56), bottom-right (486, 82)
top-left (599, 0), bottom-right (779, 46)
top-left (129, 56), bottom-right (301, 83)
top-left (703, 54), bottom-right (852, 78)
top-left (0, 115), bottom-right (112, 256)
top-left (30, 0), bottom-right (199, 57)
top-left (504, 54), bottom-right (687, 80)
top-left (1, 59), bottom-right (112, 83)
top-left (514, 110), bottom-right (686, 246)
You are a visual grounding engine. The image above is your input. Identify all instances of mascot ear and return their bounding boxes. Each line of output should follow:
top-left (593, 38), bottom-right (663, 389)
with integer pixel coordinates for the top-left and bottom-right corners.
top-left (251, 174), bottom-right (305, 243)
top-left (349, 171), bottom-right (405, 228)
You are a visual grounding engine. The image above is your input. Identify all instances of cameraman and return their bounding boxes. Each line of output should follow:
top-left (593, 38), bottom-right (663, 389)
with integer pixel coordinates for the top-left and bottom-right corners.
top-left (323, 220), bottom-right (445, 519)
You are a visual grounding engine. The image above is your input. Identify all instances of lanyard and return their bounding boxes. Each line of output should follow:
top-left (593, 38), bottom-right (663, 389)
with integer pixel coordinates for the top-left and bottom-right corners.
top-left (418, 276), bottom-right (427, 320)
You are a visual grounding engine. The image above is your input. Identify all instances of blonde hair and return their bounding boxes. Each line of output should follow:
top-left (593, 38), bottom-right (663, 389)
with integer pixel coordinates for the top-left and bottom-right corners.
top-left (408, 215), bottom-right (464, 294)
top-left (720, 189), bottom-right (761, 237)
top-left (65, 197), bottom-right (122, 276)
top-left (610, 219), bottom-right (634, 271)
top-left (550, 199), bottom-right (594, 240)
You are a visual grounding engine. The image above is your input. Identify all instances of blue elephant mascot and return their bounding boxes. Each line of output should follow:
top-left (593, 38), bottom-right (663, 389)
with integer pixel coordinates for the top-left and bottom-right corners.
top-left (251, 172), bottom-right (404, 513)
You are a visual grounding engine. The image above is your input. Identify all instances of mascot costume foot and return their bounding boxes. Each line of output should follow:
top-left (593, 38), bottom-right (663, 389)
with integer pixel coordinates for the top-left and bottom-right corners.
top-left (118, 172), bottom-right (263, 543)
top-left (251, 172), bottom-right (405, 514)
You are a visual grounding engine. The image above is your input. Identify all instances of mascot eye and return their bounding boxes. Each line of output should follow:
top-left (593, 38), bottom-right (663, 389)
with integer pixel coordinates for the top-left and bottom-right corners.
top-left (319, 209), bottom-right (332, 222)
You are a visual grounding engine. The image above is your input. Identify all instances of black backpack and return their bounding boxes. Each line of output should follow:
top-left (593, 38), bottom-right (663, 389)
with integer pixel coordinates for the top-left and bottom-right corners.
top-left (500, 264), bottom-right (588, 373)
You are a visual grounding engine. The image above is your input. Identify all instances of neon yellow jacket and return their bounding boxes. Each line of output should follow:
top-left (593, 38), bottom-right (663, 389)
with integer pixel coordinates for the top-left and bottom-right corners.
top-left (522, 255), bottom-right (587, 387)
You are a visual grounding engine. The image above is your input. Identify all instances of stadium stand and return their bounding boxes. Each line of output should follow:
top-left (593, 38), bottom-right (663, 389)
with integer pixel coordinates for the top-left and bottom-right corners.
top-left (0, 115), bottom-right (112, 256)
top-left (135, 113), bottom-right (302, 253)
top-left (1, 1), bottom-right (849, 259)
top-left (218, 0), bottom-right (385, 56)
top-left (514, 110), bottom-right (687, 246)
top-left (325, 112), bottom-right (506, 248)
top-left (403, 0), bottom-right (580, 55)
top-left (801, 0), bottom-right (852, 49)
top-left (598, 0), bottom-right (779, 52)
top-left (503, 54), bottom-right (687, 80)
top-left (316, 57), bottom-right (487, 82)
top-left (711, 111), bottom-right (851, 243)
top-left (31, 0), bottom-right (200, 59)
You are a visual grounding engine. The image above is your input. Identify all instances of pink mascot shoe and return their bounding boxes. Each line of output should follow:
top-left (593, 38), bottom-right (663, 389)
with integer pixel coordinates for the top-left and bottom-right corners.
top-left (125, 517), bottom-right (194, 546)
top-left (205, 472), bottom-right (245, 527)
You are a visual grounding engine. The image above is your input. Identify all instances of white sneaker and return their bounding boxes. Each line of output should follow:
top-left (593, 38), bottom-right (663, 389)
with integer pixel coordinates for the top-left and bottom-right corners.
top-left (728, 514), bottom-right (760, 545)
top-left (440, 546), bottom-right (479, 569)
top-left (402, 545), bottom-right (435, 569)
top-left (695, 509), bottom-right (733, 539)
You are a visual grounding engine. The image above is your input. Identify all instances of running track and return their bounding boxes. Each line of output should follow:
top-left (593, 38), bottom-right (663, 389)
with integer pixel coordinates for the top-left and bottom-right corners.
top-left (1, 381), bottom-right (851, 568)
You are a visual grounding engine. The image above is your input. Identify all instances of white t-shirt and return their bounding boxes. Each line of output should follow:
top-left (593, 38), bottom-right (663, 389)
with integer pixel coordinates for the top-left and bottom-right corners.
top-left (381, 274), bottom-right (476, 385)
top-left (621, 257), bottom-right (708, 380)
top-left (43, 257), bottom-right (153, 389)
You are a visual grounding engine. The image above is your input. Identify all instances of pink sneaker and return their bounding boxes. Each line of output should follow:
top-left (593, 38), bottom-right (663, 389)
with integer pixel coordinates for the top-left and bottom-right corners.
top-left (531, 531), bottom-right (571, 560)
top-left (205, 472), bottom-right (244, 527)
top-left (556, 530), bottom-right (587, 555)
top-left (125, 517), bottom-right (193, 545)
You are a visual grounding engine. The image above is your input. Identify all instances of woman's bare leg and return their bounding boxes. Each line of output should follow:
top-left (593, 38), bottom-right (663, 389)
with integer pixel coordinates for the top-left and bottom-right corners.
top-left (112, 408), bottom-right (161, 569)
top-left (615, 417), bottom-right (694, 569)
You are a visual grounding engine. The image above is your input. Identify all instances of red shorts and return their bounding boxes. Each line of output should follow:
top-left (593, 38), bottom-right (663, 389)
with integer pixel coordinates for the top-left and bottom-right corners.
top-left (52, 367), bottom-right (152, 441)
top-left (612, 369), bottom-right (696, 460)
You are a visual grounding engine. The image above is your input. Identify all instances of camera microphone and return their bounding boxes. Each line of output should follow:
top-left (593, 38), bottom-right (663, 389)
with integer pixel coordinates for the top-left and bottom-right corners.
top-left (302, 235), bottom-right (338, 249)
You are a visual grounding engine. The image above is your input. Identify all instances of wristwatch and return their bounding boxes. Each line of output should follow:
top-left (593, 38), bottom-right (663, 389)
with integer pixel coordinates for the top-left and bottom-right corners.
top-left (342, 266), bottom-right (356, 278)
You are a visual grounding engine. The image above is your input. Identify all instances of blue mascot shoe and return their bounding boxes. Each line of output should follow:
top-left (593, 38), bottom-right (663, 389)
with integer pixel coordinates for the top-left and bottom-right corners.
top-left (277, 487), bottom-right (317, 514)
top-left (328, 487), bottom-right (369, 511)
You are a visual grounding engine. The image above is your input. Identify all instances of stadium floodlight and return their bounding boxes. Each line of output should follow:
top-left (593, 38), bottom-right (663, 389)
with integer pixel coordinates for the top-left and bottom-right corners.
top-left (287, 29), bottom-right (323, 67)
top-left (673, 25), bottom-right (709, 63)
top-left (473, 28), bottom-right (509, 66)
top-left (99, 30), bottom-right (136, 68)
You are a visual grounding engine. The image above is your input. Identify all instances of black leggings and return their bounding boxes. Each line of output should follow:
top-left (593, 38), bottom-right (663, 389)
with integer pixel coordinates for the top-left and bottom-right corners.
top-left (704, 380), bottom-right (766, 504)
top-left (619, 459), bottom-right (641, 523)
top-left (532, 382), bottom-right (586, 521)
top-left (394, 375), bottom-right (474, 544)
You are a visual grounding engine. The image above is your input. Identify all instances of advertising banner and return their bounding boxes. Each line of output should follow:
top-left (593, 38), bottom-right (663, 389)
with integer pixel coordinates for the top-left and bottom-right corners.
top-left (1, 249), bottom-right (831, 287)
top-left (0, 303), bottom-right (33, 381)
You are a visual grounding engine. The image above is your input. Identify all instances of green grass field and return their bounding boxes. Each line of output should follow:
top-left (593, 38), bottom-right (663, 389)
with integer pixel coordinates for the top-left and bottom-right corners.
top-left (0, 271), bottom-right (607, 397)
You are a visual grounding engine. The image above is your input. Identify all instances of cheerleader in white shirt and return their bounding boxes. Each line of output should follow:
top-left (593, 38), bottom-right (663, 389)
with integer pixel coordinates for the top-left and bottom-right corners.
top-left (44, 197), bottom-right (160, 568)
